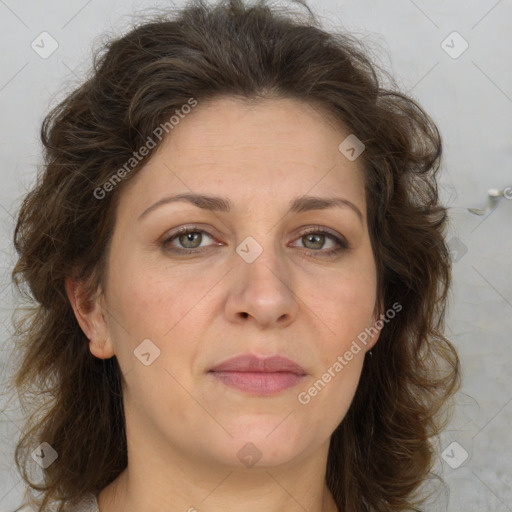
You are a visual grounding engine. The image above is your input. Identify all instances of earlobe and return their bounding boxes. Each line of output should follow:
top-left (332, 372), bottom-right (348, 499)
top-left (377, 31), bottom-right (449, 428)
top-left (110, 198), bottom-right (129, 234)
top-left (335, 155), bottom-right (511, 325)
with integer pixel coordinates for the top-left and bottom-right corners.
top-left (64, 276), bottom-right (115, 359)
top-left (88, 332), bottom-right (116, 360)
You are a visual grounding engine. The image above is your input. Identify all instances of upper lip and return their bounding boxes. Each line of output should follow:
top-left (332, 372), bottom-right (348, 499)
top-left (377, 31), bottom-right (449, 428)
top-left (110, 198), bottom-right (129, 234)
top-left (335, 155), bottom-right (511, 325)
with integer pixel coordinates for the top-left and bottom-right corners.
top-left (209, 354), bottom-right (307, 375)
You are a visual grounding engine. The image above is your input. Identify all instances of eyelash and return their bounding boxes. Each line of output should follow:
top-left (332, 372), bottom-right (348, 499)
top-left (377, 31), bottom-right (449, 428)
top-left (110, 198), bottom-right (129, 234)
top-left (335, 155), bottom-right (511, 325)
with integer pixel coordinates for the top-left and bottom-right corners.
top-left (162, 225), bottom-right (350, 259)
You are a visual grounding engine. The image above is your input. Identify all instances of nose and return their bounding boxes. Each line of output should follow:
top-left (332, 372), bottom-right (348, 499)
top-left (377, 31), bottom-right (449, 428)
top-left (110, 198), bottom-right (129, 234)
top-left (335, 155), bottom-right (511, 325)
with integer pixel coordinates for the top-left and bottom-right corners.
top-left (224, 242), bottom-right (299, 329)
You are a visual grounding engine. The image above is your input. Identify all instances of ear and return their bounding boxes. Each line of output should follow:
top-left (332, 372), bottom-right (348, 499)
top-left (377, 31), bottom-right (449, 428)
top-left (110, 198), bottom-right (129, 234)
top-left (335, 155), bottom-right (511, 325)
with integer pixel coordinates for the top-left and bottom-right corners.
top-left (65, 276), bottom-right (115, 359)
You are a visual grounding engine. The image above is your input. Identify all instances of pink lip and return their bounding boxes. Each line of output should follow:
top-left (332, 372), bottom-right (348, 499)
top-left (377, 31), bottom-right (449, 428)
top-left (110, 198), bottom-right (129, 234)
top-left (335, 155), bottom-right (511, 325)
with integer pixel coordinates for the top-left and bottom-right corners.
top-left (209, 354), bottom-right (307, 395)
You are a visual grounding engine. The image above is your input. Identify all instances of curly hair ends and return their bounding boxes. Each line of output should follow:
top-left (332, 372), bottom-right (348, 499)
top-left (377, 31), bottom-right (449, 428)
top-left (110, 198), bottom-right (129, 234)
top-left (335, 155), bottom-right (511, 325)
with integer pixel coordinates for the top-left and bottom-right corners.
top-left (6, 0), bottom-right (460, 510)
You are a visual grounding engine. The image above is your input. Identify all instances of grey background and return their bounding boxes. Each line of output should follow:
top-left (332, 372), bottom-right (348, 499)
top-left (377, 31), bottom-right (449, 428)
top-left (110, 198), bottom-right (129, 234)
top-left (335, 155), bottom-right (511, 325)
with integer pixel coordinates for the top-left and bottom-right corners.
top-left (1, 0), bottom-right (511, 510)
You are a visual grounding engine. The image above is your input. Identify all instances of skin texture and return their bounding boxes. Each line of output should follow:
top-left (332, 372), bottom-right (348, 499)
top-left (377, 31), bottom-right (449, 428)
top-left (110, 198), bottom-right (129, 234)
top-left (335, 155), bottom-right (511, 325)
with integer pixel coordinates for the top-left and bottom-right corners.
top-left (66, 97), bottom-right (381, 512)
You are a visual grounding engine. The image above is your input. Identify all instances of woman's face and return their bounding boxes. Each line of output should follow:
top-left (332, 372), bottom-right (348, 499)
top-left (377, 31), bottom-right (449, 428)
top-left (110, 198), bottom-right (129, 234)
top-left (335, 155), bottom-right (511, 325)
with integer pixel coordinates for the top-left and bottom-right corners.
top-left (75, 97), bottom-right (381, 470)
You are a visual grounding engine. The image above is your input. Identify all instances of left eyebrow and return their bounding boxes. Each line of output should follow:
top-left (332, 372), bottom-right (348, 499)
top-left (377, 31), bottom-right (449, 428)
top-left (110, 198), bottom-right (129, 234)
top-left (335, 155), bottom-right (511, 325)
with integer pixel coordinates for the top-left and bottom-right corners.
top-left (138, 192), bottom-right (364, 224)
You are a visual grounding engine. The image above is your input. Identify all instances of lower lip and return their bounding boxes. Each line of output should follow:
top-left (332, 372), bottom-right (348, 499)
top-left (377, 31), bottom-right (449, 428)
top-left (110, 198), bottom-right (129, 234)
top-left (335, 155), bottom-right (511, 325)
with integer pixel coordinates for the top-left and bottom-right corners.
top-left (209, 371), bottom-right (305, 395)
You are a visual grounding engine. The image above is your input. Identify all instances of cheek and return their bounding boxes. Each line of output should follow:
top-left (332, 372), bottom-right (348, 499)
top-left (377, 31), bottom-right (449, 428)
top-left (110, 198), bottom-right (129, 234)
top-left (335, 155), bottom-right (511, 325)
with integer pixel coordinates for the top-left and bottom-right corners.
top-left (109, 261), bottom-right (210, 339)
top-left (106, 265), bottom-right (219, 387)
top-left (308, 271), bottom-right (376, 359)
top-left (305, 267), bottom-right (374, 420)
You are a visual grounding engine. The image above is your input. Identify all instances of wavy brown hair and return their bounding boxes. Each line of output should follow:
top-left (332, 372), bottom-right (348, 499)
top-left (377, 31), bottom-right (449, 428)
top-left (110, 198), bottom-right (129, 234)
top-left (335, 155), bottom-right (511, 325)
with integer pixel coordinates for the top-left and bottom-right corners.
top-left (5, 0), bottom-right (460, 510)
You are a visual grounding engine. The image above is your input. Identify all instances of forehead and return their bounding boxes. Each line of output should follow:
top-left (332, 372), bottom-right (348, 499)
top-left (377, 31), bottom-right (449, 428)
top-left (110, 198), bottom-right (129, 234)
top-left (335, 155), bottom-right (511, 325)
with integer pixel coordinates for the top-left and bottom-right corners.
top-left (117, 96), bottom-right (366, 215)
top-left (167, 96), bottom-right (354, 163)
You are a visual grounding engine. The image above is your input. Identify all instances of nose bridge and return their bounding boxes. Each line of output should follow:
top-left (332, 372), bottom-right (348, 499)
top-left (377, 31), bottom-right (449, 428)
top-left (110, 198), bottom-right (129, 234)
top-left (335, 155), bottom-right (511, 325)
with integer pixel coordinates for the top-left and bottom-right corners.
top-left (237, 232), bottom-right (290, 296)
top-left (227, 230), bottom-right (299, 327)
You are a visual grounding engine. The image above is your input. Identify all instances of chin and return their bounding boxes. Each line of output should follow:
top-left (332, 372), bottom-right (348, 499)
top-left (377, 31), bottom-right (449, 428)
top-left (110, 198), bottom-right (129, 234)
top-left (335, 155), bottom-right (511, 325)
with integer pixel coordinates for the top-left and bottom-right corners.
top-left (200, 420), bottom-right (311, 469)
